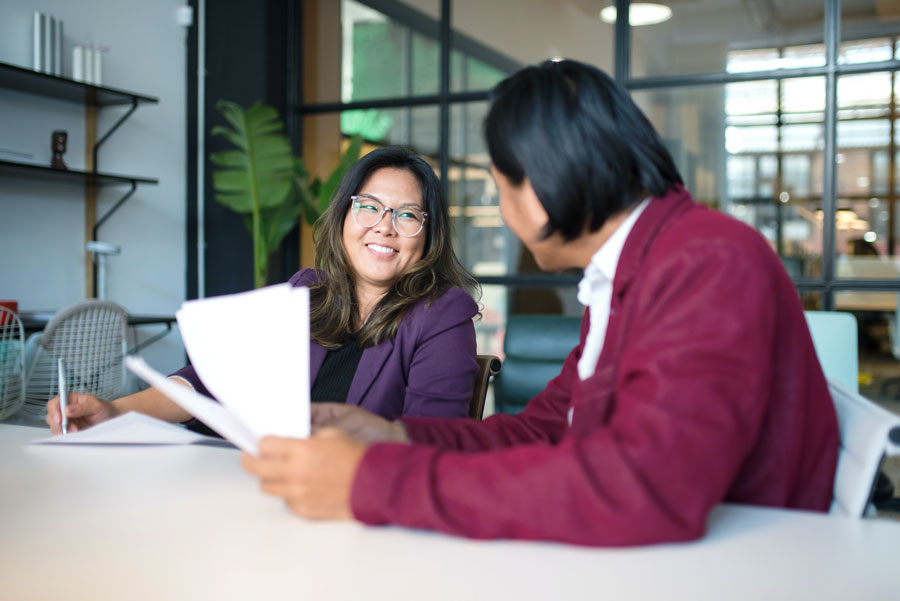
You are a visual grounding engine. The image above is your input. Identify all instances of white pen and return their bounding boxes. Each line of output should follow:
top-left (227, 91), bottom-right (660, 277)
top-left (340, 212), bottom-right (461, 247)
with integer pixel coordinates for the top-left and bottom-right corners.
top-left (57, 358), bottom-right (68, 434)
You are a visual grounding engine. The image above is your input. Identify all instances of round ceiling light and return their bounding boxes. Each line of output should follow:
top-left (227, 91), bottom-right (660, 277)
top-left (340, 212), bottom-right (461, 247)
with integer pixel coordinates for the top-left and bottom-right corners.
top-left (600, 3), bottom-right (673, 26)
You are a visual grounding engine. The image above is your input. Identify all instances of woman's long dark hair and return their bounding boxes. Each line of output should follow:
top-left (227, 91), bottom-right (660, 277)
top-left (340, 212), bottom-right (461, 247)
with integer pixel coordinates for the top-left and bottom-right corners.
top-left (484, 59), bottom-right (683, 241)
top-left (309, 146), bottom-right (479, 349)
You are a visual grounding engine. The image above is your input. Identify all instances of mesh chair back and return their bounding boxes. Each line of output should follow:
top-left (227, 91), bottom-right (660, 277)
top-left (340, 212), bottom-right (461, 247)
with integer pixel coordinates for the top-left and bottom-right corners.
top-left (0, 306), bottom-right (26, 420)
top-left (22, 301), bottom-right (127, 418)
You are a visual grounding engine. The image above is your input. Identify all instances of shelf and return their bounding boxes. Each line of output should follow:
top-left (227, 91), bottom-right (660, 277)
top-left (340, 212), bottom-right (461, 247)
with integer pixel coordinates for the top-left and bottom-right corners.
top-left (0, 159), bottom-right (157, 186)
top-left (0, 61), bottom-right (157, 107)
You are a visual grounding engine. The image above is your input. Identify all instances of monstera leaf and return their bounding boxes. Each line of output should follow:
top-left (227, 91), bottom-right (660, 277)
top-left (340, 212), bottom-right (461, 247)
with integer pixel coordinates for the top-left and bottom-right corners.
top-left (210, 100), bottom-right (365, 288)
top-left (210, 101), bottom-right (295, 213)
top-left (210, 101), bottom-right (296, 288)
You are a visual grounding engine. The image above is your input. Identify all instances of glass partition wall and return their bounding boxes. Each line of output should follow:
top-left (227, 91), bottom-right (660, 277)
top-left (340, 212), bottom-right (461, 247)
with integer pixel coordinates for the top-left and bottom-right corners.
top-left (299, 0), bottom-right (613, 376)
top-left (624, 0), bottom-right (900, 400)
top-left (298, 0), bottom-right (900, 404)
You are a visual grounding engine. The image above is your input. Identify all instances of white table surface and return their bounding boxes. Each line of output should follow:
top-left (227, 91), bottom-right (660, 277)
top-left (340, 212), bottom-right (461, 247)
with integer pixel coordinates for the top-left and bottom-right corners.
top-left (1, 422), bottom-right (898, 601)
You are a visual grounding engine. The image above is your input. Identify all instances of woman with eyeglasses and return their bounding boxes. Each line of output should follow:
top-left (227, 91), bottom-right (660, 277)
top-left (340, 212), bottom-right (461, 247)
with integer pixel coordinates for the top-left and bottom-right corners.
top-left (47, 146), bottom-right (480, 433)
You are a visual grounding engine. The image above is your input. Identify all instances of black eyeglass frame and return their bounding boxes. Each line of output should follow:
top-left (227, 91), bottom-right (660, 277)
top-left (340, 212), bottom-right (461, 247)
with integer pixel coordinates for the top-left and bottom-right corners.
top-left (349, 194), bottom-right (429, 238)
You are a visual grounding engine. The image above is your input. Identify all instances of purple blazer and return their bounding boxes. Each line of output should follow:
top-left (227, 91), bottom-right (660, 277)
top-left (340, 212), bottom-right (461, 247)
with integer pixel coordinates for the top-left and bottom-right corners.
top-left (172, 268), bottom-right (478, 420)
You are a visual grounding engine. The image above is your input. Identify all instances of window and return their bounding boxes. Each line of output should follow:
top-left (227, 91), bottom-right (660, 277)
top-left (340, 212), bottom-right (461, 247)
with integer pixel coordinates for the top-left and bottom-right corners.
top-left (298, 0), bottom-right (900, 401)
top-left (298, 0), bottom-right (612, 366)
top-left (627, 1), bottom-right (900, 398)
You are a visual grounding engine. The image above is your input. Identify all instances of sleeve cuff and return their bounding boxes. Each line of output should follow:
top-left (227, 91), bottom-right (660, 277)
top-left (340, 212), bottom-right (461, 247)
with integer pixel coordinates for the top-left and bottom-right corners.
top-left (167, 375), bottom-right (195, 391)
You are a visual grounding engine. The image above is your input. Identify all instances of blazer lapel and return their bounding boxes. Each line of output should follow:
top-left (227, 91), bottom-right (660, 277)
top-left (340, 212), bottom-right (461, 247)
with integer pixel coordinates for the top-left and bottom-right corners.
top-left (309, 339), bottom-right (327, 386)
top-left (346, 338), bottom-right (394, 406)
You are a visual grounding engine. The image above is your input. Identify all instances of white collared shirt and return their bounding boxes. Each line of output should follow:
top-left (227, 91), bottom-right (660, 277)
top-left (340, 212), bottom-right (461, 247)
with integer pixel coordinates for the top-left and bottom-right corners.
top-left (576, 198), bottom-right (650, 381)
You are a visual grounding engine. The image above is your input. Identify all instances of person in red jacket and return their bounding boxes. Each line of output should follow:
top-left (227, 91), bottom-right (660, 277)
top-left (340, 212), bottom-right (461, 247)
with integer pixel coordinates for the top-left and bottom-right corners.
top-left (242, 59), bottom-right (840, 547)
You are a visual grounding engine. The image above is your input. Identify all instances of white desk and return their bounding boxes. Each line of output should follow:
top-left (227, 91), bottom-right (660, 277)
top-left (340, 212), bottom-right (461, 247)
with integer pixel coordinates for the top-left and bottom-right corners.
top-left (1, 423), bottom-right (897, 601)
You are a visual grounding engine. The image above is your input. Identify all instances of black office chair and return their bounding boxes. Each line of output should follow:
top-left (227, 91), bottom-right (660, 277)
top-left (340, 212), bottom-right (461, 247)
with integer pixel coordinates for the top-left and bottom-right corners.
top-left (493, 314), bottom-right (581, 415)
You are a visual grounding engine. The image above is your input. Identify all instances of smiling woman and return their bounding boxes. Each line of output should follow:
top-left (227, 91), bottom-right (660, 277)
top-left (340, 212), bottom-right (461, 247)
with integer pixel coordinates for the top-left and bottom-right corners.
top-left (186, 145), bottom-right (481, 420)
top-left (46, 147), bottom-right (482, 438)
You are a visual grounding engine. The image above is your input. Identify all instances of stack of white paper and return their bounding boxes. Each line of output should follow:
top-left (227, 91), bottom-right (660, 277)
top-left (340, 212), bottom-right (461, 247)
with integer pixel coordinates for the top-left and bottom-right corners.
top-left (126, 283), bottom-right (310, 454)
top-left (33, 412), bottom-right (219, 446)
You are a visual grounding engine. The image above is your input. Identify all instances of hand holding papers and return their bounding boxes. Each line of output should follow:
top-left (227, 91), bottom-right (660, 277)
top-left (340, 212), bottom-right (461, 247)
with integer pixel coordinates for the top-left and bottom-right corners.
top-left (127, 283), bottom-right (311, 454)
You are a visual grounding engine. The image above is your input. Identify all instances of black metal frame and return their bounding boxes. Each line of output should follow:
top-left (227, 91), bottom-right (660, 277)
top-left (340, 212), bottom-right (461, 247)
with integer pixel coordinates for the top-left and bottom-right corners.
top-left (293, 0), bottom-right (900, 303)
top-left (0, 60), bottom-right (158, 298)
top-left (618, 0), bottom-right (900, 311)
top-left (0, 63), bottom-right (158, 230)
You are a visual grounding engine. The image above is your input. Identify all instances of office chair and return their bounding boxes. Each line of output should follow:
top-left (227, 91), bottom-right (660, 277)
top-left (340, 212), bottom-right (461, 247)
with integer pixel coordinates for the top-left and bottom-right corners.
top-left (827, 378), bottom-right (900, 517)
top-left (493, 314), bottom-right (581, 414)
top-left (22, 300), bottom-right (128, 418)
top-left (804, 310), bottom-right (859, 393)
top-left (0, 306), bottom-right (26, 420)
top-left (470, 355), bottom-right (501, 420)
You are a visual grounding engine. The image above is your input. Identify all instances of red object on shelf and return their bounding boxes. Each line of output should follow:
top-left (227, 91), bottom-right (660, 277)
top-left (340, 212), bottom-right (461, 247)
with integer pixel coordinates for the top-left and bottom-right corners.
top-left (0, 300), bottom-right (18, 325)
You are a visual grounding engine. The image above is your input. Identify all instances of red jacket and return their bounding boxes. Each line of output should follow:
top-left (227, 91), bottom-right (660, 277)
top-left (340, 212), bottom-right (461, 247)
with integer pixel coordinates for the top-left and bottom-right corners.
top-left (350, 186), bottom-right (839, 546)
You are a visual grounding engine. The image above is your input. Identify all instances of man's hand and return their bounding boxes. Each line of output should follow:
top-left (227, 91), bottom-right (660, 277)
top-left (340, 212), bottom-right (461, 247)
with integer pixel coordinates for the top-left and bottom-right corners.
top-left (241, 429), bottom-right (369, 520)
top-left (45, 393), bottom-right (121, 435)
top-left (311, 403), bottom-right (409, 443)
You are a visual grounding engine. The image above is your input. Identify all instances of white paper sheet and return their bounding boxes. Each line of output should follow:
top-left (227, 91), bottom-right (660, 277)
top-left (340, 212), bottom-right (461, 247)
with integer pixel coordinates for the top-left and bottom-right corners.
top-left (175, 284), bottom-right (310, 440)
top-left (32, 411), bottom-right (217, 446)
top-left (125, 356), bottom-right (259, 453)
top-left (117, 283), bottom-right (311, 455)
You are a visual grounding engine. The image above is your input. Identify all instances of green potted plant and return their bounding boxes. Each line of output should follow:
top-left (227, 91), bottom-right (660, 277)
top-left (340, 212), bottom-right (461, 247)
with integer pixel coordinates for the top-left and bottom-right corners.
top-left (210, 100), bottom-right (362, 288)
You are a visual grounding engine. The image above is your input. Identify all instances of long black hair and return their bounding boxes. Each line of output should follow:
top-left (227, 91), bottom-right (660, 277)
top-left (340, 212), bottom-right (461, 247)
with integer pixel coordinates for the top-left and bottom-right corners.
top-left (310, 146), bottom-right (478, 348)
top-left (484, 59), bottom-right (682, 241)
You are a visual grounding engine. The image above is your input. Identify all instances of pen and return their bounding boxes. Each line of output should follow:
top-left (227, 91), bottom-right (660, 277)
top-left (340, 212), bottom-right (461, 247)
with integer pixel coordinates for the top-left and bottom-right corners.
top-left (58, 358), bottom-right (68, 434)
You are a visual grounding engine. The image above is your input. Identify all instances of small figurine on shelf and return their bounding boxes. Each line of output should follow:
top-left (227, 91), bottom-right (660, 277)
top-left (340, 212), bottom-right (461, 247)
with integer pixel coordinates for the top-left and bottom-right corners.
top-left (51, 130), bottom-right (67, 169)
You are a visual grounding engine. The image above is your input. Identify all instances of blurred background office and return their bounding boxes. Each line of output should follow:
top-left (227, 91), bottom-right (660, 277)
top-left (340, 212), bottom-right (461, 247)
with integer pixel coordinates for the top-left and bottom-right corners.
top-left (1, 0), bottom-right (900, 414)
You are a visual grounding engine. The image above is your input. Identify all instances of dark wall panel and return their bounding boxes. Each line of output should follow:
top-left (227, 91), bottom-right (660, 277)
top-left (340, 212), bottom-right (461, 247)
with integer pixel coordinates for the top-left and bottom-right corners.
top-left (187, 0), bottom-right (297, 299)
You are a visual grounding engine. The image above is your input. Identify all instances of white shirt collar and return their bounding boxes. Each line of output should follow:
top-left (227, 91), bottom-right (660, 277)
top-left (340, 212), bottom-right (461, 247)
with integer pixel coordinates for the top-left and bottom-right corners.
top-left (577, 198), bottom-right (651, 307)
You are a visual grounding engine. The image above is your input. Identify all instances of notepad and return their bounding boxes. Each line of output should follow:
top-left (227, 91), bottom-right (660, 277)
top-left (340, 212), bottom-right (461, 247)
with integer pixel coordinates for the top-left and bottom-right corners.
top-left (32, 411), bottom-right (219, 446)
top-left (125, 283), bottom-right (311, 455)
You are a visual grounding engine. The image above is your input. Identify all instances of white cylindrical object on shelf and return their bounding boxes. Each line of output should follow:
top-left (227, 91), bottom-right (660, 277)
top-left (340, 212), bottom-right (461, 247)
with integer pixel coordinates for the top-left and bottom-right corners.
top-left (84, 47), bottom-right (94, 84)
top-left (42, 15), bottom-right (53, 73)
top-left (54, 19), bottom-right (63, 77)
top-left (93, 49), bottom-right (102, 86)
top-left (32, 12), bottom-right (44, 72)
top-left (72, 46), bottom-right (84, 82)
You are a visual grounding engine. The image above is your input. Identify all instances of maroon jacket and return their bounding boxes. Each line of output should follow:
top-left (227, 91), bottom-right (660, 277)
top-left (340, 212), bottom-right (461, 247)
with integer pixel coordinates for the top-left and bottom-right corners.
top-left (350, 186), bottom-right (839, 547)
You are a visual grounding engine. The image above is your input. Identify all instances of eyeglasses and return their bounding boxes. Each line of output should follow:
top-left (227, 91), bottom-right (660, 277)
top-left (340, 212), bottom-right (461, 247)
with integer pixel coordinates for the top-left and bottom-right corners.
top-left (350, 195), bottom-right (428, 238)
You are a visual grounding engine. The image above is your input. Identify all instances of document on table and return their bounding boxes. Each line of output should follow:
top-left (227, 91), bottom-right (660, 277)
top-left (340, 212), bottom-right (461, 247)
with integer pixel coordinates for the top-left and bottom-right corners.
top-left (32, 411), bottom-right (219, 446)
top-left (125, 283), bottom-right (311, 454)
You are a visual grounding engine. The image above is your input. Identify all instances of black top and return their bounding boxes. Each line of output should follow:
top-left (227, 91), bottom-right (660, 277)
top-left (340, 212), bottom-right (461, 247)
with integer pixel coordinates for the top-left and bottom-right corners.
top-left (310, 334), bottom-right (364, 403)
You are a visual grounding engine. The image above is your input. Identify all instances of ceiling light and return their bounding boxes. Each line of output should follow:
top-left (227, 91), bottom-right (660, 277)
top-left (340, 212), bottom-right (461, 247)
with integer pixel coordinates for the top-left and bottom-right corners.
top-left (600, 3), bottom-right (672, 26)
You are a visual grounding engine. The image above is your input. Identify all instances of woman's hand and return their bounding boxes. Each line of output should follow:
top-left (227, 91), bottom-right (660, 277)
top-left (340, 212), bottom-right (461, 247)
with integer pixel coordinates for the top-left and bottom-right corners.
top-left (45, 392), bottom-right (121, 435)
top-left (241, 429), bottom-right (368, 520)
top-left (311, 403), bottom-right (409, 443)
